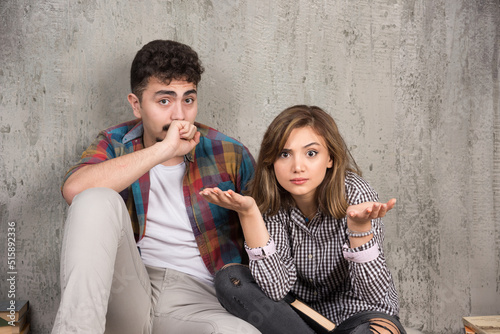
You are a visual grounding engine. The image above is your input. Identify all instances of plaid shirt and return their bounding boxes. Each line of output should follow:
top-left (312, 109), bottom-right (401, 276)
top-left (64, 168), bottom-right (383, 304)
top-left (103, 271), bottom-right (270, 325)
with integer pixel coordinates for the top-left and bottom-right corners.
top-left (249, 172), bottom-right (399, 325)
top-left (63, 119), bottom-right (255, 275)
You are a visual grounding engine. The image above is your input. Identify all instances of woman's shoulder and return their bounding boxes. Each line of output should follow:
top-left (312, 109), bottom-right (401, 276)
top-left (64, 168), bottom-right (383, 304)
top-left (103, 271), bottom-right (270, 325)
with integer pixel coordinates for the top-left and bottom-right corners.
top-left (345, 171), bottom-right (379, 204)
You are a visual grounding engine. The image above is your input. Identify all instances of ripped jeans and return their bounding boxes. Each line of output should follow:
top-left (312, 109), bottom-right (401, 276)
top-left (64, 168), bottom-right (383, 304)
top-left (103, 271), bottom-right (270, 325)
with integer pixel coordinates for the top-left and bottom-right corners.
top-left (214, 264), bottom-right (406, 334)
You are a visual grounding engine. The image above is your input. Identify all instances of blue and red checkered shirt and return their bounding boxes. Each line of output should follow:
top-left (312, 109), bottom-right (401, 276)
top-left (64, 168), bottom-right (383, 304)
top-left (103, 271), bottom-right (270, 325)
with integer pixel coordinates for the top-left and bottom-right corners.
top-left (62, 119), bottom-right (255, 274)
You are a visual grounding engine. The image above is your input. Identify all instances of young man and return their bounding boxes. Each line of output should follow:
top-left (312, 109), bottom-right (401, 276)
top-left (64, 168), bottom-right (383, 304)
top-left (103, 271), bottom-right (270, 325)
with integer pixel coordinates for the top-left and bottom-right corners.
top-left (52, 40), bottom-right (259, 334)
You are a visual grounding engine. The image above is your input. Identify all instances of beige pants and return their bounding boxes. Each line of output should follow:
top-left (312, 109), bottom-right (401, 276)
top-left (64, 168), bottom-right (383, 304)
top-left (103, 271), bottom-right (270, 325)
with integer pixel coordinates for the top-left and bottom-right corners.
top-left (51, 187), bottom-right (259, 334)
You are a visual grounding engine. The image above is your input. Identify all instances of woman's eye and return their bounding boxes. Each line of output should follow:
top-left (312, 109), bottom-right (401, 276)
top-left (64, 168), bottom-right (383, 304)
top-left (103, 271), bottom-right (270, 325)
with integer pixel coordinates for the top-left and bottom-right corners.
top-left (159, 99), bottom-right (169, 105)
top-left (279, 152), bottom-right (290, 158)
top-left (307, 150), bottom-right (318, 157)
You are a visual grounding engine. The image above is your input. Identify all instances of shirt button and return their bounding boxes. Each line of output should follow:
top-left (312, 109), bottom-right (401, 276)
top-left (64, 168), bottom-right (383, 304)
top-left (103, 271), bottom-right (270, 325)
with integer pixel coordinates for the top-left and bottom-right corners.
top-left (314, 291), bottom-right (318, 296)
top-left (308, 254), bottom-right (313, 259)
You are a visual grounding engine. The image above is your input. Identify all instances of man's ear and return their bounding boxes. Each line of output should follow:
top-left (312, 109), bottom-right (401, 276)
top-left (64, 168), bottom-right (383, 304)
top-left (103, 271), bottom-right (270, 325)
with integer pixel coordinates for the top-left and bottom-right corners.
top-left (128, 93), bottom-right (142, 119)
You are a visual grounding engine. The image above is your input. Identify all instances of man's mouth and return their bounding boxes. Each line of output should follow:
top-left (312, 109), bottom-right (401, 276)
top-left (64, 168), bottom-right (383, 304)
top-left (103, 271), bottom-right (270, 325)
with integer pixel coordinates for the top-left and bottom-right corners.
top-left (155, 124), bottom-right (171, 142)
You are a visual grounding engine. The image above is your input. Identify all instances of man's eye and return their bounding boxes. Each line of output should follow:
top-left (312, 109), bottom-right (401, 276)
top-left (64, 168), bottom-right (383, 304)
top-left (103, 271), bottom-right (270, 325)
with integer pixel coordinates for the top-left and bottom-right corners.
top-left (159, 99), bottom-right (169, 105)
top-left (185, 98), bottom-right (194, 104)
top-left (307, 150), bottom-right (318, 157)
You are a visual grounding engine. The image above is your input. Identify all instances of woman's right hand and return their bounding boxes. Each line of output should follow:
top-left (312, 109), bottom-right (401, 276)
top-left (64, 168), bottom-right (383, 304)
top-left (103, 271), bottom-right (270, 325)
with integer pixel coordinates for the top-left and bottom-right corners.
top-left (200, 188), bottom-right (269, 248)
top-left (199, 188), bottom-right (257, 216)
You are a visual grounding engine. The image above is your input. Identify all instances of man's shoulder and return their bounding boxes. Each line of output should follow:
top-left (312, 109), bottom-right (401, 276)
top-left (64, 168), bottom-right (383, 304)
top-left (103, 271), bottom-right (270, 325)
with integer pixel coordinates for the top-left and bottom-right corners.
top-left (100, 119), bottom-right (142, 142)
top-left (196, 122), bottom-right (246, 148)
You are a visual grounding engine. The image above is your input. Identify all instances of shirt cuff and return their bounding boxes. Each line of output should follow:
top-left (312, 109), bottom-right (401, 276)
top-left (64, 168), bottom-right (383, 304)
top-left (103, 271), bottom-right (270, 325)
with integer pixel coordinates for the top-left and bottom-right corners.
top-left (342, 243), bottom-right (380, 263)
top-left (245, 238), bottom-right (277, 261)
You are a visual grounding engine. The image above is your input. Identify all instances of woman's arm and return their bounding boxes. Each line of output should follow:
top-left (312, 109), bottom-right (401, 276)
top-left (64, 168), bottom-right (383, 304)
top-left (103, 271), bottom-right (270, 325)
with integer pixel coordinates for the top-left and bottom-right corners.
top-left (199, 188), bottom-right (269, 248)
top-left (345, 199), bottom-right (396, 248)
top-left (343, 176), bottom-right (399, 306)
top-left (200, 188), bottom-right (297, 300)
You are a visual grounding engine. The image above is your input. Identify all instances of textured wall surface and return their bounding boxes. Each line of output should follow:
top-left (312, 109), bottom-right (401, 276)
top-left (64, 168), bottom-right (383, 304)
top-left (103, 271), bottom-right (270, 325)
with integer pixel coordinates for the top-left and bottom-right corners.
top-left (0, 0), bottom-right (499, 333)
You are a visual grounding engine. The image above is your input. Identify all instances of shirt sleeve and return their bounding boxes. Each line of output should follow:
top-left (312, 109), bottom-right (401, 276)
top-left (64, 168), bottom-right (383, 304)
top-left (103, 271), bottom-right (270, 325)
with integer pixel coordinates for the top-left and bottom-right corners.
top-left (248, 213), bottom-right (297, 301)
top-left (61, 131), bottom-right (117, 191)
top-left (245, 238), bottom-right (277, 261)
top-left (236, 145), bottom-right (256, 193)
top-left (344, 175), bottom-right (395, 306)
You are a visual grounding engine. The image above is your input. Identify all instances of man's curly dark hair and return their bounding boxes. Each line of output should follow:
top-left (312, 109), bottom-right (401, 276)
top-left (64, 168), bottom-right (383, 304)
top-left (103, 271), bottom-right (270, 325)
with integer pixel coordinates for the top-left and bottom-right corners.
top-left (130, 40), bottom-right (205, 100)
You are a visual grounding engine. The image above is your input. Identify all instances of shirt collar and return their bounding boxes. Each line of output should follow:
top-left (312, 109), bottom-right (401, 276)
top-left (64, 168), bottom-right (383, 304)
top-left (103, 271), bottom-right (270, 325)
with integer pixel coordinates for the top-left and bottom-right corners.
top-left (122, 120), bottom-right (144, 144)
top-left (185, 150), bottom-right (194, 163)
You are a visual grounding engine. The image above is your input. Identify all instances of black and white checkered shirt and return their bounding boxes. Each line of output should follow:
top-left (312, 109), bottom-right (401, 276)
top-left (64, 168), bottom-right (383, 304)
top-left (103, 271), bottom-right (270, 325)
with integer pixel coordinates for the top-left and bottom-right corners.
top-left (248, 172), bottom-right (400, 325)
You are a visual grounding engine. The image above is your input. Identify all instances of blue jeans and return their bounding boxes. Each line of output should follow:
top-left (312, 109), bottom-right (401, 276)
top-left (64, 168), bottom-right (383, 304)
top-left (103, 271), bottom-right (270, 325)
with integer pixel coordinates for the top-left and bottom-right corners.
top-left (215, 264), bottom-right (406, 334)
top-left (215, 264), bottom-right (316, 334)
top-left (334, 311), bottom-right (406, 334)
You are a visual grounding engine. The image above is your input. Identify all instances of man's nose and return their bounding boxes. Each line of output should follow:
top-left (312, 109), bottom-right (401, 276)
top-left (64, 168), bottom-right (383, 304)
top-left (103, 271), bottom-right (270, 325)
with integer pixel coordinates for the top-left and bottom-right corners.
top-left (171, 103), bottom-right (185, 120)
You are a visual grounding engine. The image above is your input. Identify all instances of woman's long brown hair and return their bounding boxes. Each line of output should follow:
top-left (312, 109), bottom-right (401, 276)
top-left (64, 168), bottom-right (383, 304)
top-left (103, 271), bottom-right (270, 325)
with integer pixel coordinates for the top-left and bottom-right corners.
top-left (248, 105), bottom-right (361, 219)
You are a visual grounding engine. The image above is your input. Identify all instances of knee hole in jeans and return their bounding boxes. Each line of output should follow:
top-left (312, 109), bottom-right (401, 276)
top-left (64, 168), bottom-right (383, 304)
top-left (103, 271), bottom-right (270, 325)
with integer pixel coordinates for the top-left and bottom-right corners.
top-left (230, 277), bottom-right (241, 286)
top-left (368, 318), bottom-right (400, 334)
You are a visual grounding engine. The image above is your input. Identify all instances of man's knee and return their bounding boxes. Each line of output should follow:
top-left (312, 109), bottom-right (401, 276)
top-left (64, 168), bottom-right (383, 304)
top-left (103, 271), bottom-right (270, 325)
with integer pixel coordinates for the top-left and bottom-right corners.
top-left (70, 188), bottom-right (128, 221)
top-left (72, 187), bottom-right (123, 208)
top-left (65, 187), bottom-right (130, 235)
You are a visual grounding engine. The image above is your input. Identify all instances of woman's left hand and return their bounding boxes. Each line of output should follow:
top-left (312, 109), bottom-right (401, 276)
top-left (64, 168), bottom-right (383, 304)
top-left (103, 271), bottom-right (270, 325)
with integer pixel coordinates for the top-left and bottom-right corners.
top-left (346, 198), bottom-right (397, 231)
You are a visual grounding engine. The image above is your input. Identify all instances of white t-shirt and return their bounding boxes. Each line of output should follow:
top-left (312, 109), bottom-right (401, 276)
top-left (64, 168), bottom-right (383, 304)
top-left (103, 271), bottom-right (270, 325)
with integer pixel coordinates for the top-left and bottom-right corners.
top-left (136, 162), bottom-right (213, 284)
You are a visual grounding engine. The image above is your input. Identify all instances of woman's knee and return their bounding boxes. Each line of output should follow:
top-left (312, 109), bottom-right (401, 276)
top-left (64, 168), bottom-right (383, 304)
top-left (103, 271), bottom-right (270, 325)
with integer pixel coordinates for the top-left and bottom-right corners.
top-left (215, 264), bottom-right (254, 297)
top-left (214, 264), bottom-right (264, 314)
top-left (337, 312), bottom-right (405, 334)
top-left (368, 318), bottom-right (402, 334)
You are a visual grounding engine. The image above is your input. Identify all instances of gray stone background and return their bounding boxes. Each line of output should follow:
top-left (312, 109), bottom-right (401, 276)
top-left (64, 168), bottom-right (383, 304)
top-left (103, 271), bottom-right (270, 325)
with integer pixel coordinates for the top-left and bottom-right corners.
top-left (0, 0), bottom-right (499, 333)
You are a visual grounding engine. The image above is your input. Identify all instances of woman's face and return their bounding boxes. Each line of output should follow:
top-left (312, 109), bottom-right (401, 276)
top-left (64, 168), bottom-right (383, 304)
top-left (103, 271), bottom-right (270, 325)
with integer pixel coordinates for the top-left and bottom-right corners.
top-left (273, 126), bottom-right (333, 205)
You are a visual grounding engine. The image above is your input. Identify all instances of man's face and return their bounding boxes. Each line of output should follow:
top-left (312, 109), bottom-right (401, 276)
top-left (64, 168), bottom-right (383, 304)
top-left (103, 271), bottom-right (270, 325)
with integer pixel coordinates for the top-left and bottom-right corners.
top-left (128, 77), bottom-right (198, 148)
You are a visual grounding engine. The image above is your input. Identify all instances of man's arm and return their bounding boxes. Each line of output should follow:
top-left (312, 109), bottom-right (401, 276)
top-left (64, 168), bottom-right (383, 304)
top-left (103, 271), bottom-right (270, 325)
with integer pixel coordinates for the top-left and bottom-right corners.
top-left (63, 120), bottom-right (200, 205)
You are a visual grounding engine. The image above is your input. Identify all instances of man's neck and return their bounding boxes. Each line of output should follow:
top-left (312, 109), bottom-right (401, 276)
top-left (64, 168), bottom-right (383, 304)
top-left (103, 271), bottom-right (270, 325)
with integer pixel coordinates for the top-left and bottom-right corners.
top-left (161, 156), bottom-right (185, 167)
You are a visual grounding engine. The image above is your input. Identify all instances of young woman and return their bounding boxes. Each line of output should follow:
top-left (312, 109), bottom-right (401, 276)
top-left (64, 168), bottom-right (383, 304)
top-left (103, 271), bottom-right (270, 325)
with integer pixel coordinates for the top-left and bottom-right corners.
top-left (200, 105), bottom-right (405, 334)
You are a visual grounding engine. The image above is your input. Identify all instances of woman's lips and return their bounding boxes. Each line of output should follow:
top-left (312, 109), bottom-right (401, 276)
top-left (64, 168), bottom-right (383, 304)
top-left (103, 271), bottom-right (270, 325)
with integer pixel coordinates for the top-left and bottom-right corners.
top-left (290, 178), bottom-right (308, 185)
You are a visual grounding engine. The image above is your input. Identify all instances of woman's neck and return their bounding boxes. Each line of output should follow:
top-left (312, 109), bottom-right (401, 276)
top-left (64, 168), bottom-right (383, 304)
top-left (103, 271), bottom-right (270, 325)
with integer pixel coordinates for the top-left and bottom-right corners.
top-left (293, 196), bottom-right (318, 221)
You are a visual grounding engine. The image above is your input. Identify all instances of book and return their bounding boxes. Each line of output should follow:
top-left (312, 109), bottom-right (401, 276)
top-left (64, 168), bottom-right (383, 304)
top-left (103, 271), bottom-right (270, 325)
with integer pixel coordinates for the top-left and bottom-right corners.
top-left (0, 301), bottom-right (30, 334)
top-left (0, 301), bottom-right (29, 323)
top-left (0, 325), bottom-right (11, 334)
top-left (0, 320), bottom-right (29, 334)
top-left (10, 312), bottom-right (28, 334)
top-left (19, 323), bottom-right (29, 334)
top-left (0, 317), bottom-right (9, 327)
top-left (283, 293), bottom-right (336, 334)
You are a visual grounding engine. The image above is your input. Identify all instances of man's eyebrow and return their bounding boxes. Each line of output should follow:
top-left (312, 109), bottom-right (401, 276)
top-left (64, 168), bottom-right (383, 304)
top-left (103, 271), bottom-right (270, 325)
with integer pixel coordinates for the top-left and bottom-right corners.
top-left (183, 89), bottom-right (197, 96)
top-left (155, 90), bottom-right (176, 97)
top-left (154, 89), bottom-right (197, 97)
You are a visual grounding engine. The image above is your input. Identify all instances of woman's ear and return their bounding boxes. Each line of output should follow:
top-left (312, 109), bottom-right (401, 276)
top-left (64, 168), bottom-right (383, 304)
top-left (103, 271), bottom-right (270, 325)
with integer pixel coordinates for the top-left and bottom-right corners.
top-left (128, 93), bottom-right (142, 119)
top-left (327, 157), bottom-right (333, 168)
